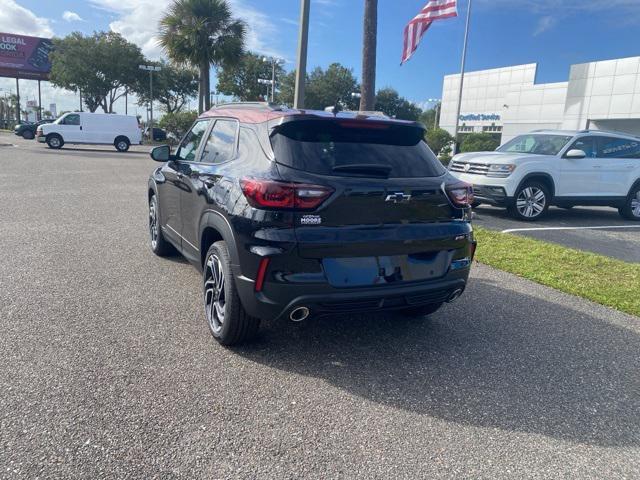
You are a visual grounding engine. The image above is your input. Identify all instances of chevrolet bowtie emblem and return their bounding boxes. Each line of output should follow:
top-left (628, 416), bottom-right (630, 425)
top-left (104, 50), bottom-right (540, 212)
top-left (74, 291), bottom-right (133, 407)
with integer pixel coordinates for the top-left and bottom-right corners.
top-left (385, 192), bottom-right (412, 203)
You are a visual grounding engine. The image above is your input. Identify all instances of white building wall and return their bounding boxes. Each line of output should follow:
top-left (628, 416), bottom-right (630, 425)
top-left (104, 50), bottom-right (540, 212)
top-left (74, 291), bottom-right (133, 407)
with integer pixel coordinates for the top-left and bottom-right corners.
top-left (440, 63), bottom-right (537, 136)
top-left (438, 55), bottom-right (640, 143)
top-left (500, 82), bottom-right (568, 143)
top-left (562, 56), bottom-right (640, 131)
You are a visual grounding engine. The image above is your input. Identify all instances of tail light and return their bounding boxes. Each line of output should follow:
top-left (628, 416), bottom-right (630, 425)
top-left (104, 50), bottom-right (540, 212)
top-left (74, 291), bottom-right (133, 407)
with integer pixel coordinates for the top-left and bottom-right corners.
top-left (36, 128), bottom-right (42, 136)
top-left (240, 178), bottom-right (333, 210)
top-left (446, 182), bottom-right (474, 208)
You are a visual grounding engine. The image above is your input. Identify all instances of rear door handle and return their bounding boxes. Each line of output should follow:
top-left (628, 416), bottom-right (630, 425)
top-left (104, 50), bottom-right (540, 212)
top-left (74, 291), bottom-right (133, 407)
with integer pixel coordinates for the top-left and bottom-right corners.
top-left (203, 178), bottom-right (216, 188)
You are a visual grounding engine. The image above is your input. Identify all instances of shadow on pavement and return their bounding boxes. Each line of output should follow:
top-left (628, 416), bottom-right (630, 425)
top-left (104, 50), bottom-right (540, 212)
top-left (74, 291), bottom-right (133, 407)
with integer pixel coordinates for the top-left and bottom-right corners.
top-left (235, 278), bottom-right (640, 447)
top-left (475, 204), bottom-right (627, 225)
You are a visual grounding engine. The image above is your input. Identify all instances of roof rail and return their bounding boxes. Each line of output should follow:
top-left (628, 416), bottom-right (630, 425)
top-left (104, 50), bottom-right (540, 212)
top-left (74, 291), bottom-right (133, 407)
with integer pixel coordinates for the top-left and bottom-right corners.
top-left (212, 101), bottom-right (283, 111)
top-left (578, 128), bottom-right (640, 138)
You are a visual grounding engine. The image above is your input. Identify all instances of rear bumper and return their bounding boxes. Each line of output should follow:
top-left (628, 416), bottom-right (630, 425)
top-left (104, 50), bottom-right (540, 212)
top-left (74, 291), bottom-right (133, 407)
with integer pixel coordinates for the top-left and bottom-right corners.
top-left (235, 267), bottom-right (471, 322)
top-left (36, 136), bottom-right (46, 143)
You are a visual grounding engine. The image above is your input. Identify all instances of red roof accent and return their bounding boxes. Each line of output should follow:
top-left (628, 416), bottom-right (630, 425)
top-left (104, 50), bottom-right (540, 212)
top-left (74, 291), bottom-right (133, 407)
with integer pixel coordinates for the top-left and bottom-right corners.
top-left (200, 108), bottom-right (289, 124)
top-left (199, 106), bottom-right (420, 126)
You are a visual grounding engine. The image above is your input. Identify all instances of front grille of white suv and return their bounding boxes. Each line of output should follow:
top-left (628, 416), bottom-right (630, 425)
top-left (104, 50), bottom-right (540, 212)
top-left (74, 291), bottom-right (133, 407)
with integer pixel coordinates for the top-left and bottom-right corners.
top-left (449, 161), bottom-right (489, 175)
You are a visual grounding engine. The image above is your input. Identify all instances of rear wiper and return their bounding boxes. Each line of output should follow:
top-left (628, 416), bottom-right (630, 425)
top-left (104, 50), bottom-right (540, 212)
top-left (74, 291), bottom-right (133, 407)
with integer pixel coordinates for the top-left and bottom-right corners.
top-left (332, 163), bottom-right (392, 176)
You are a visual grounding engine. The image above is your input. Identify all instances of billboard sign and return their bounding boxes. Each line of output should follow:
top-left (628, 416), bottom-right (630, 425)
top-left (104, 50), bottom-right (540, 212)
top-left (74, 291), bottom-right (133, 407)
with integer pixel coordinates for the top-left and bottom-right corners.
top-left (0, 33), bottom-right (53, 80)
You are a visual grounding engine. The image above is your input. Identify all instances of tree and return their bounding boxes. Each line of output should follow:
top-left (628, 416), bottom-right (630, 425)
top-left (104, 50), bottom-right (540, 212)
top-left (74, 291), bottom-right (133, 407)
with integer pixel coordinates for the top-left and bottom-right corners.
top-left (279, 63), bottom-right (360, 111)
top-left (159, 110), bottom-right (198, 141)
top-left (50, 31), bottom-right (144, 113)
top-left (134, 60), bottom-right (198, 113)
top-left (360, 0), bottom-right (377, 111)
top-left (419, 104), bottom-right (440, 130)
top-left (216, 52), bottom-right (285, 101)
top-left (425, 128), bottom-right (454, 156)
top-left (460, 132), bottom-right (500, 153)
top-left (159, 0), bottom-right (246, 113)
top-left (374, 88), bottom-right (422, 120)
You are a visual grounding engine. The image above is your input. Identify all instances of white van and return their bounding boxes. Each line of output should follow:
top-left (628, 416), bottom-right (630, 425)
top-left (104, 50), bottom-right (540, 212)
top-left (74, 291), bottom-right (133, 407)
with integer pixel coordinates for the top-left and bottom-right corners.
top-left (37, 112), bottom-right (142, 152)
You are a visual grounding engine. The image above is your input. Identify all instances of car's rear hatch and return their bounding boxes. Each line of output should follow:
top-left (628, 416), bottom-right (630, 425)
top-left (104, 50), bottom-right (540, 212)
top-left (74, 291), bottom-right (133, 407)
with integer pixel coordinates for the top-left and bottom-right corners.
top-left (270, 118), bottom-right (470, 288)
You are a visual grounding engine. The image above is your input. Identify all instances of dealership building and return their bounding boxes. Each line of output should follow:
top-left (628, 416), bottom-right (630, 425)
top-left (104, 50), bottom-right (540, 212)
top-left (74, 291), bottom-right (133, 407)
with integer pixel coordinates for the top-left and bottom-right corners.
top-left (439, 55), bottom-right (640, 144)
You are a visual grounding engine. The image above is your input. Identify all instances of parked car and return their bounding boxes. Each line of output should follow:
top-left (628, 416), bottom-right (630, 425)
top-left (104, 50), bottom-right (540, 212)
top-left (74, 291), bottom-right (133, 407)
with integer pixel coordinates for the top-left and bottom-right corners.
top-left (14, 119), bottom-right (55, 139)
top-left (449, 129), bottom-right (640, 221)
top-left (147, 103), bottom-right (476, 345)
top-left (144, 127), bottom-right (167, 142)
top-left (36, 112), bottom-right (142, 152)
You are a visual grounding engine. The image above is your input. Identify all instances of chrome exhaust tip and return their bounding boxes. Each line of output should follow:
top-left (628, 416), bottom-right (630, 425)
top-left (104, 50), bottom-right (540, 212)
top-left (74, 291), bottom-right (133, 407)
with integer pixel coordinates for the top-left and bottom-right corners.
top-left (446, 289), bottom-right (464, 303)
top-left (289, 306), bottom-right (310, 322)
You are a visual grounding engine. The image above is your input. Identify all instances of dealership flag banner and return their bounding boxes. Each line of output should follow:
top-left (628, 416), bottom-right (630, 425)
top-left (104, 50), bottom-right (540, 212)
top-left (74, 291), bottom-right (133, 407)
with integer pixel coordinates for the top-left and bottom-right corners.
top-left (401, 0), bottom-right (458, 64)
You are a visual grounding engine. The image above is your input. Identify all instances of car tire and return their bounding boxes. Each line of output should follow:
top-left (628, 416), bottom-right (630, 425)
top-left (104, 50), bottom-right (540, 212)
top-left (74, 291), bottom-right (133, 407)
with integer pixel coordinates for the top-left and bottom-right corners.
top-left (22, 130), bottom-right (34, 140)
top-left (46, 134), bottom-right (63, 149)
top-left (399, 302), bottom-right (443, 318)
top-left (115, 137), bottom-right (130, 152)
top-left (148, 194), bottom-right (174, 256)
top-left (618, 184), bottom-right (640, 221)
top-left (508, 181), bottom-right (550, 221)
top-left (203, 241), bottom-right (260, 346)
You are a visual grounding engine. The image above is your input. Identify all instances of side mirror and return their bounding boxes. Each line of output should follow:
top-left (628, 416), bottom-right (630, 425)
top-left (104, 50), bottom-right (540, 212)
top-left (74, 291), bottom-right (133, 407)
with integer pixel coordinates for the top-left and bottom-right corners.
top-left (565, 149), bottom-right (586, 159)
top-left (150, 145), bottom-right (171, 162)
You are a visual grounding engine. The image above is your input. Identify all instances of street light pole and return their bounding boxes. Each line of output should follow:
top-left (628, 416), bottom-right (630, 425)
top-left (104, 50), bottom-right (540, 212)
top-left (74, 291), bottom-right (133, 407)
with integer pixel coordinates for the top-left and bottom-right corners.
top-left (294, 0), bottom-right (310, 109)
top-left (427, 98), bottom-right (441, 129)
top-left (139, 64), bottom-right (162, 141)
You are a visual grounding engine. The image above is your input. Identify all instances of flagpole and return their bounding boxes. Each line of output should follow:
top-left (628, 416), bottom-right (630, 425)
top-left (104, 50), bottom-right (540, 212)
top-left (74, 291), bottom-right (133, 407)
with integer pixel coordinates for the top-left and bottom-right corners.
top-left (453, 0), bottom-right (472, 155)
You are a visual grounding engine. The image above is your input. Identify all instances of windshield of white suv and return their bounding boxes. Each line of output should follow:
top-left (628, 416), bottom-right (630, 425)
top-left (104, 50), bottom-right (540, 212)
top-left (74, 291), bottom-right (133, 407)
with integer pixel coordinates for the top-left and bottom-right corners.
top-left (497, 134), bottom-right (573, 156)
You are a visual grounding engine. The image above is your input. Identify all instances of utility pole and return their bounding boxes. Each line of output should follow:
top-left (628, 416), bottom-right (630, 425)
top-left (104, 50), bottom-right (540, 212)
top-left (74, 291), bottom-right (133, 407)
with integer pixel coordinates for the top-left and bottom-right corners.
top-left (294, 0), bottom-right (310, 109)
top-left (359, 0), bottom-right (378, 112)
top-left (15, 78), bottom-right (20, 122)
top-left (37, 80), bottom-right (42, 121)
top-left (452, 0), bottom-right (473, 155)
top-left (427, 98), bottom-right (441, 129)
top-left (139, 64), bottom-right (162, 141)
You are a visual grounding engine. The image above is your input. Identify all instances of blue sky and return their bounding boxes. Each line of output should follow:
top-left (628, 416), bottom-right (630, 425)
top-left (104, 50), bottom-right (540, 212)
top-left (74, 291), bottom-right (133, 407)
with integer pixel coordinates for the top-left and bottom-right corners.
top-left (2, 0), bottom-right (640, 112)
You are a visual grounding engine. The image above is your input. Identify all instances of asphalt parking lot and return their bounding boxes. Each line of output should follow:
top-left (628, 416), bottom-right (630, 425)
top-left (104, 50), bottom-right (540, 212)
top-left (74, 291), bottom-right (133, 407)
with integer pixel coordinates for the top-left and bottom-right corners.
top-left (1, 134), bottom-right (639, 479)
top-left (474, 204), bottom-right (640, 263)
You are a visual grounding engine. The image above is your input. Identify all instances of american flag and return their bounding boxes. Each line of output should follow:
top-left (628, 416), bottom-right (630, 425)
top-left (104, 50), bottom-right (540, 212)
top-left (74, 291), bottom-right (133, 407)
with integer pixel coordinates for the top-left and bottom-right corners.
top-left (401, 0), bottom-right (458, 64)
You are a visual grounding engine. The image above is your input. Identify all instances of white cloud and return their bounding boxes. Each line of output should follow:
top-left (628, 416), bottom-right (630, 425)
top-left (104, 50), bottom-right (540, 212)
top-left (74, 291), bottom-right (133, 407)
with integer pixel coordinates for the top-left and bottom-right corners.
top-left (533, 16), bottom-right (557, 36)
top-left (0, 0), bottom-right (53, 37)
top-left (89, 0), bottom-right (286, 60)
top-left (62, 11), bottom-right (84, 23)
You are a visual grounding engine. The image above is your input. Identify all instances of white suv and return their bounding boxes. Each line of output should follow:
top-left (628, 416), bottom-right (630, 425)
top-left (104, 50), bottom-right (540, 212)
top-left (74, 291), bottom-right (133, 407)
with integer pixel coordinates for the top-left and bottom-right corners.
top-left (449, 130), bottom-right (640, 221)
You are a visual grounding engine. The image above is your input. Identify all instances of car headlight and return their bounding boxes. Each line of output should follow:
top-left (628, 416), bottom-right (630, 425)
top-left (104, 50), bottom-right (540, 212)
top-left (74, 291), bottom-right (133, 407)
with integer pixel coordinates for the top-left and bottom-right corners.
top-left (487, 164), bottom-right (516, 177)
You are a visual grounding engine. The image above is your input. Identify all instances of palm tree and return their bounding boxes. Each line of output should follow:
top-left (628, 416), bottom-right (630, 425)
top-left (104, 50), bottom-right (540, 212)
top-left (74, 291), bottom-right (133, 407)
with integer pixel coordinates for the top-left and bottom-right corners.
top-left (159, 0), bottom-right (246, 113)
top-left (359, 0), bottom-right (378, 112)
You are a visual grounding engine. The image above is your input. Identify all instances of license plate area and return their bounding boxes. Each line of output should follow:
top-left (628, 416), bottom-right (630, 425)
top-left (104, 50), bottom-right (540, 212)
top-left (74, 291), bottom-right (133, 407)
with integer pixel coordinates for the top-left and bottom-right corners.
top-left (322, 251), bottom-right (454, 288)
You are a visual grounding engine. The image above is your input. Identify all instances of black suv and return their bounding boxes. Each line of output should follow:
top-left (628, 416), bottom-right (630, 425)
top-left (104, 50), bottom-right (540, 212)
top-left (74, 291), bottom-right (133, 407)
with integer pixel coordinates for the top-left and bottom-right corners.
top-left (14, 119), bottom-right (55, 140)
top-left (147, 103), bottom-right (475, 345)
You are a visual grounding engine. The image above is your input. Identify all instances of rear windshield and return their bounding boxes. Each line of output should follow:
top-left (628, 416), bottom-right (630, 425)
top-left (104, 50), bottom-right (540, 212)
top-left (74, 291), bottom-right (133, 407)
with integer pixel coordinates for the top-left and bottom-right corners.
top-left (271, 120), bottom-right (446, 178)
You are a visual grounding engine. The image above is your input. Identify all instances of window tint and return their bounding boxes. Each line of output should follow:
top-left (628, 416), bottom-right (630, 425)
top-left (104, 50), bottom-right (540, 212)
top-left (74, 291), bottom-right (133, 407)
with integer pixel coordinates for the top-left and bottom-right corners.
top-left (497, 134), bottom-right (572, 156)
top-left (176, 120), bottom-right (210, 161)
top-left (200, 120), bottom-right (238, 164)
top-left (596, 136), bottom-right (640, 159)
top-left (567, 137), bottom-right (596, 158)
top-left (271, 120), bottom-right (445, 178)
top-left (64, 114), bottom-right (80, 126)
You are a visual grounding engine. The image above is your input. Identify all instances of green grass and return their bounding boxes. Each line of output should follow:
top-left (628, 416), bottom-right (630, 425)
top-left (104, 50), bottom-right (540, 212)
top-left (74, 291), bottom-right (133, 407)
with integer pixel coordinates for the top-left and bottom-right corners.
top-left (474, 227), bottom-right (640, 317)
